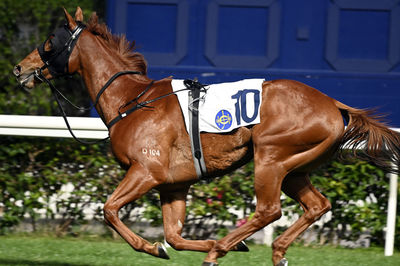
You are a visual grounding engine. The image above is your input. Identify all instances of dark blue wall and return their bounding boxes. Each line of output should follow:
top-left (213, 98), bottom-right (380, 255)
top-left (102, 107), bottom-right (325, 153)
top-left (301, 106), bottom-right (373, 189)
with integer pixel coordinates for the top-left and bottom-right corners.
top-left (107, 0), bottom-right (400, 126)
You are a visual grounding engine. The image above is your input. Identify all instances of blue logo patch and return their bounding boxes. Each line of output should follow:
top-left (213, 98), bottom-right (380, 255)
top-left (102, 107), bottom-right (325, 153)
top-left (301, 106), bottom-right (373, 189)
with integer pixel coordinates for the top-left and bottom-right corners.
top-left (215, 109), bottom-right (233, 130)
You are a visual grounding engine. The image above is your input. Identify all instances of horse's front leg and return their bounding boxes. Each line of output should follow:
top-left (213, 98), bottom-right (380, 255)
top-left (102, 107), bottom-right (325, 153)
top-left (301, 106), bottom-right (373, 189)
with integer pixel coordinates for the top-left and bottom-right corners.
top-left (160, 187), bottom-right (216, 252)
top-left (103, 163), bottom-right (169, 259)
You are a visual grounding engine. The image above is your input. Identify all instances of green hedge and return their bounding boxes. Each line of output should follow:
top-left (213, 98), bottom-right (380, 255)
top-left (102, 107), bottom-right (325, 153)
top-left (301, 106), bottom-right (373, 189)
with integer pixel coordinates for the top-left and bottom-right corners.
top-left (1, 136), bottom-right (398, 248)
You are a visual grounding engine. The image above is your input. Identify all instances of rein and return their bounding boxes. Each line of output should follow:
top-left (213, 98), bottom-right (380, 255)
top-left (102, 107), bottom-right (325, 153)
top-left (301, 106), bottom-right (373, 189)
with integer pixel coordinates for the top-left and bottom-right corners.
top-left (36, 69), bottom-right (198, 144)
top-left (106, 80), bottom-right (200, 129)
top-left (35, 70), bottom-right (143, 144)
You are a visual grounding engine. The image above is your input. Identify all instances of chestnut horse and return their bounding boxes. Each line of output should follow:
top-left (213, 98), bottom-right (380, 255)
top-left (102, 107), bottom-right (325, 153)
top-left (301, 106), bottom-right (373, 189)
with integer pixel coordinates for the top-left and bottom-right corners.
top-left (13, 7), bottom-right (400, 266)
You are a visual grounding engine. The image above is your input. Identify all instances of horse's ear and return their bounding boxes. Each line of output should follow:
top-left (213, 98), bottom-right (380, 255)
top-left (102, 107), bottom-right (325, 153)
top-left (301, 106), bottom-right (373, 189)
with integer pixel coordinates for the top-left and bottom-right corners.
top-left (63, 7), bottom-right (77, 30)
top-left (75, 6), bottom-right (83, 22)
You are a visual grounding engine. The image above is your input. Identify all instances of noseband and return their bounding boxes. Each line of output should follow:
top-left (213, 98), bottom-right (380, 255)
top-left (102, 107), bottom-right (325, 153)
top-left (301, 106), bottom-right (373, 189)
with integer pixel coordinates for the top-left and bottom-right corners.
top-left (37, 22), bottom-right (85, 77)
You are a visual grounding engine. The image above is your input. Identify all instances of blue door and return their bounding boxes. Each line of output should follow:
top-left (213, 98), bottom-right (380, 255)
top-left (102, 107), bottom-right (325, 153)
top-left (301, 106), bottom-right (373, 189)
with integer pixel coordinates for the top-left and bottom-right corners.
top-left (107, 0), bottom-right (400, 126)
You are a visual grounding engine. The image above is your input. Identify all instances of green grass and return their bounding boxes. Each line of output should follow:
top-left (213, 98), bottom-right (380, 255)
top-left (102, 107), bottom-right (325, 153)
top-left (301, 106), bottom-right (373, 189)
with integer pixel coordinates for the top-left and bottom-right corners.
top-left (0, 235), bottom-right (399, 266)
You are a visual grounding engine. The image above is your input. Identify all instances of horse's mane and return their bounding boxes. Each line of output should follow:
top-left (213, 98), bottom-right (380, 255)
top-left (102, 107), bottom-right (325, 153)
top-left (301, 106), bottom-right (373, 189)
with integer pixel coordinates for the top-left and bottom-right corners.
top-left (86, 13), bottom-right (147, 75)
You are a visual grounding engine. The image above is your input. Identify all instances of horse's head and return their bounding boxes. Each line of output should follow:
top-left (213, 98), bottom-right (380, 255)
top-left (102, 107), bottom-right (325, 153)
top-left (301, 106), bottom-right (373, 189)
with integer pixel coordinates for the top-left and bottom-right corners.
top-left (13, 7), bottom-right (84, 89)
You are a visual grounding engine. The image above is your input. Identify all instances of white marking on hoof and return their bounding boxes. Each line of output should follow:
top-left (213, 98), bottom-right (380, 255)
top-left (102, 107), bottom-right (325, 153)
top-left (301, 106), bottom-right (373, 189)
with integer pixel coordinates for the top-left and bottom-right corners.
top-left (276, 258), bottom-right (288, 266)
top-left (155, 242), bottom-right (169, 260)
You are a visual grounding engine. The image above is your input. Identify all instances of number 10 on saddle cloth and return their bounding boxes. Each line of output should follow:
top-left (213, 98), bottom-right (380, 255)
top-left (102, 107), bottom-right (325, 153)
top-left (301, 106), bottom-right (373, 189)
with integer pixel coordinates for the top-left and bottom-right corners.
top-left (172, 79), bottom-right (264, 133)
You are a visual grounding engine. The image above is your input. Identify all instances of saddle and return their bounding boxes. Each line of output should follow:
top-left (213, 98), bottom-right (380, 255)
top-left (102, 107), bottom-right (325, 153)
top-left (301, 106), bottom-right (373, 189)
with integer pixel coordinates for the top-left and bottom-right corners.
top-left (179, 78), bottom-right (264, 180)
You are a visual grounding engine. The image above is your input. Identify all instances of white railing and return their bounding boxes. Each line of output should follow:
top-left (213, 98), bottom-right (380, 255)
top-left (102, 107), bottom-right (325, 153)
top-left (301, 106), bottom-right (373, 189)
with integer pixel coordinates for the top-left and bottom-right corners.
top-left (0, 114), bottom-right (397, 256)
top-left (0, 114), bottom-right (108, 139)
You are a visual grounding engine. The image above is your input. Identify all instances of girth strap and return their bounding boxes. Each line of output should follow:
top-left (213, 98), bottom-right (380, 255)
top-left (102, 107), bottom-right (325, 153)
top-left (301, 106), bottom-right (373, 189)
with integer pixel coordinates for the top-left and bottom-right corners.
top-left (185, 80), bottom-right (207, 179)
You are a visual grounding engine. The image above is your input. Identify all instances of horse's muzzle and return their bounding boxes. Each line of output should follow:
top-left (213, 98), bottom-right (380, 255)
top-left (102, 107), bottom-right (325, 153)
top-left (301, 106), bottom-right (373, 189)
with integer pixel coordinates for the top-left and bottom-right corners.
top-left (13, 65), bottom-right (21, 77)
top-left (13, 65), bottom-right (36, 89)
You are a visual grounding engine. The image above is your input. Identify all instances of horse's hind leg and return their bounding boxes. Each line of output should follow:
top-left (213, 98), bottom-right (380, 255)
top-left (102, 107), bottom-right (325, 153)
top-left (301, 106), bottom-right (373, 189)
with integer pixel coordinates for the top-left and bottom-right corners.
top-left (203, 161), bottom-right (286, 265)
top-left (272, 172), bottom-right (331, 266)
top-left (160, 187), bottom-right (216, 252)
top-left (103, 163), bottom-right (168, 259)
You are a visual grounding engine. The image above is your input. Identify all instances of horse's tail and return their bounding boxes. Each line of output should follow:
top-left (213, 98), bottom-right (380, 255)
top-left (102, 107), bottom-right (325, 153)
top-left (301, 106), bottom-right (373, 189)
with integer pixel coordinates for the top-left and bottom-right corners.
top-left (334, 100), bottom-right (400, 173)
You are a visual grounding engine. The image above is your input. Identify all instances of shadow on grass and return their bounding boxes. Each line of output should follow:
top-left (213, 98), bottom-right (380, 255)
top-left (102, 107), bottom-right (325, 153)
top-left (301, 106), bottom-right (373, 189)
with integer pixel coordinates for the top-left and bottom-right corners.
top-left (0, 258), bottom-right (92, 266)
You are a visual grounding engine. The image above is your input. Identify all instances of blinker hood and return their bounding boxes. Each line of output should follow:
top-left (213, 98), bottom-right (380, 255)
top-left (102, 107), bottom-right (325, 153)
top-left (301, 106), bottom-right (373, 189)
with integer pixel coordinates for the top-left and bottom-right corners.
top-left (37, 22), bottom-right (85, 77)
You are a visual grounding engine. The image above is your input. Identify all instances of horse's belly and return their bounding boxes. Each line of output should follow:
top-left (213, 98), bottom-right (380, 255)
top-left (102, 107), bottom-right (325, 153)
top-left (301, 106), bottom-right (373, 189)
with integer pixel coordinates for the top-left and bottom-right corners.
top-left (167, 127), bottom-right (252, 182)
top-left (202, 127), bottom-right (253, 175)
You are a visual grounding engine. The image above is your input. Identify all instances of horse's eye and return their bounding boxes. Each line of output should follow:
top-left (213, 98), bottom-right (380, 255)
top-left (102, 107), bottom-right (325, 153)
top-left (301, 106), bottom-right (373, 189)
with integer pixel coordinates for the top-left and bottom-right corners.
top-left (45, 36), bottom-right (54, 51)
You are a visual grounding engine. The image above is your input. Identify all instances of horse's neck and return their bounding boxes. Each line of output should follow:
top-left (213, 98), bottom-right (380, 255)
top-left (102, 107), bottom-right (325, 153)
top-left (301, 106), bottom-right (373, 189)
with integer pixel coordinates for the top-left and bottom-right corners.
top-left (78, 40), bottom-right (147, 124)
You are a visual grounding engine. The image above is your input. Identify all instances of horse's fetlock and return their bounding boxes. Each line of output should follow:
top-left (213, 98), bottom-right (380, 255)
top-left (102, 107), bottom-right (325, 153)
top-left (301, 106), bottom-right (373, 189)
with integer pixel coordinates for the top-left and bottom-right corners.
top-left (165, 234), bottom-right (183, 250)
top-left (272, 237), bottom-right (288, 251)
top-left (213, 242), bottom-right (229, 255)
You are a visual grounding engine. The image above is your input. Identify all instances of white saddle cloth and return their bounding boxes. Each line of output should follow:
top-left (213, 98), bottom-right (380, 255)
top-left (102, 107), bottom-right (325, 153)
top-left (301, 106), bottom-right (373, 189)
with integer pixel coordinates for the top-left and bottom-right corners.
top-left (172, 79), bottom-right (264, 133)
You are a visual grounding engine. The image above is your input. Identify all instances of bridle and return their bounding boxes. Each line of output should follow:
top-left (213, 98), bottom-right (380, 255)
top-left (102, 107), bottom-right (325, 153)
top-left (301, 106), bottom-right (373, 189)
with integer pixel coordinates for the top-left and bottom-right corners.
top-left (30, 21), bottom-right (199, 145)
top-left (33, 22), bottom-right (147, 144)
top-left (37, 22), bottom-right (85, 78)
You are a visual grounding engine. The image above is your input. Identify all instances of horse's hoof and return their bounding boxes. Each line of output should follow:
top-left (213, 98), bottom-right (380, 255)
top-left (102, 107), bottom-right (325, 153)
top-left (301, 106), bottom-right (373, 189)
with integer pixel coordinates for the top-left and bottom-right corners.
top-left (155, 242), bottom-right (170, 260)
top-left (276, 258), bottom-right (288, 266)
top-left (202, 262), bottom-right (218, 266)
top-left (232, 241), bottom-right (249, 252)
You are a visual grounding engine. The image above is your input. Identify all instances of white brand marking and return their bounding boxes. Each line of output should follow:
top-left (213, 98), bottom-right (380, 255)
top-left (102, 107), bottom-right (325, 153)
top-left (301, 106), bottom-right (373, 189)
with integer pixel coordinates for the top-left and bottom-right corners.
top-left (142, 148), bottom-right (160, 157)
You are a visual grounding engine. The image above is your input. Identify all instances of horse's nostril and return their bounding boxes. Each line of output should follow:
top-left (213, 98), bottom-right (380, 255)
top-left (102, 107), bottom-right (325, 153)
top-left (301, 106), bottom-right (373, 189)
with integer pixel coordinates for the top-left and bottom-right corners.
top-left (13, 65), bottom-right (22, 77)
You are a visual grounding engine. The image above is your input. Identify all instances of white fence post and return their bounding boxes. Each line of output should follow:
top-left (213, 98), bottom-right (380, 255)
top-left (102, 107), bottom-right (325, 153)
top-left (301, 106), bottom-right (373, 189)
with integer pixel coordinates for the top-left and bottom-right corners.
top-left (263, 225), bottom-right (274, 246)
top-left (384, 163), bottom-right (398, 256)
